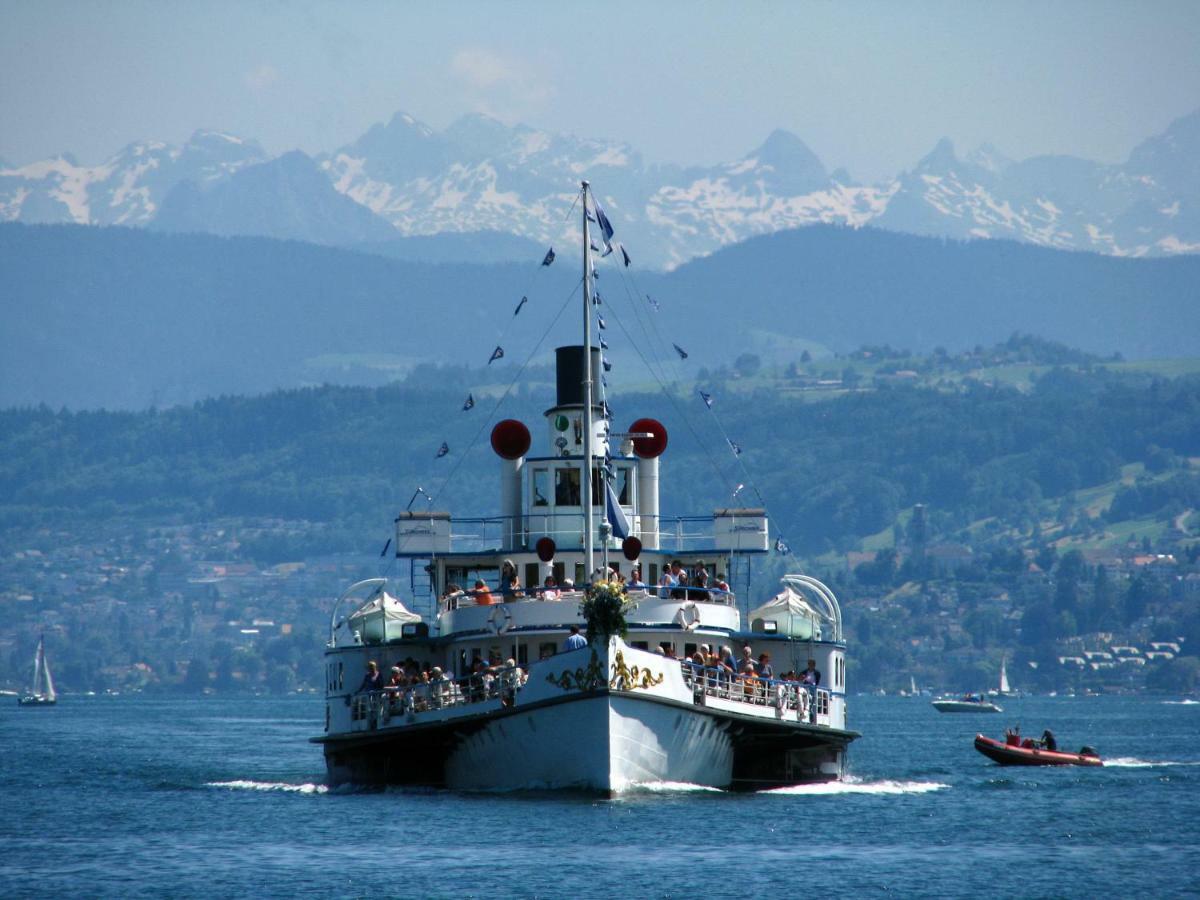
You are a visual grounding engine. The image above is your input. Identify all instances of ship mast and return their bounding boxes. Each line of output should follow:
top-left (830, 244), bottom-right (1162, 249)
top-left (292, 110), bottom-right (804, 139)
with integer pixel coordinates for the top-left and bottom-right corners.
top-left (581, 181), bottom-right (595, 579)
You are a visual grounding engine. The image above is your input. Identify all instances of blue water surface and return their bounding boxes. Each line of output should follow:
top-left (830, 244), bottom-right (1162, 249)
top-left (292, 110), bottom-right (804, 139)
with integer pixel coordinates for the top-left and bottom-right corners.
top-left (1, 694), bottom-right (1198, 898)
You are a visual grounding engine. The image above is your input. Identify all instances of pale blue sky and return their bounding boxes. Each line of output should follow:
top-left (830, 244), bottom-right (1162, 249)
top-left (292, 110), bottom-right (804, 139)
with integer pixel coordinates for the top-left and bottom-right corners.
top-left (2, 0), bottom-right (1198, 180)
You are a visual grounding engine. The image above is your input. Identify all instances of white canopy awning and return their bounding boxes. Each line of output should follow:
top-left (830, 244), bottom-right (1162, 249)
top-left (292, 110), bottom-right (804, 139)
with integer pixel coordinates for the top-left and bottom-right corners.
top-left (748, 586), bottom-right (824, 640)
top-left (346, 591), bottom-right (422, 644)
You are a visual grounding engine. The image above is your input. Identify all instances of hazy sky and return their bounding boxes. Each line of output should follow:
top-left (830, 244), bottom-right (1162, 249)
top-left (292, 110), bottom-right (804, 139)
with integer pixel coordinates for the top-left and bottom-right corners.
top-left (2, 0), bottom-right (1198, 181)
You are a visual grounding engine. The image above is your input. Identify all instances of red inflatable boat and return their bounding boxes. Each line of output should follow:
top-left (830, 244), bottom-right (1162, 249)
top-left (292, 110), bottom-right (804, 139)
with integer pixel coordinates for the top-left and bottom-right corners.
top-left (974, 733), bottom-right (1103, 767)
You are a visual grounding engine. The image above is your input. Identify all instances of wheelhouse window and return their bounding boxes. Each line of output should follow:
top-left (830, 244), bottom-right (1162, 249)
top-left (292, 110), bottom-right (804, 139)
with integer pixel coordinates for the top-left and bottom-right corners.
top-left (532, 468), bottom-right (549, 507)
top-left (555, 468), bottom-right (581, 505)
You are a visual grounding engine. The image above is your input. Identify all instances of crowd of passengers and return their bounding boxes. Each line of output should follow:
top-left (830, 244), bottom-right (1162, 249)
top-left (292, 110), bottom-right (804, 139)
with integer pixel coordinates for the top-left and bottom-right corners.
top-left (442, 559), bottom-right (733, 607)
top-left (675, 643), bottom-right (822, 688)
top-left (357, 656), bottom-right (527, 709)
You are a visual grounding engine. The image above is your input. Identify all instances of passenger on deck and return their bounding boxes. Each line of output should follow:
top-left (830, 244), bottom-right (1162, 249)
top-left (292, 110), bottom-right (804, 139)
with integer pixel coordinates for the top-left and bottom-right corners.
top-left (561, 578), bottom-right (575, 591)
top-left (473, 579), bottom-right (495, 605)
top-left (386, 666), bottom-right (406, 691)
top-left (739, 645), bottom-right (757, 675)
top-left (800, 658), bottom-right (822, 685)
top-left (669, 560), bottom-right (688, 599)
top-left (757, 653), bottom-right (774, 679)
top-left (542, 575), bottom-right (559, 600)
top-left (720, 645), bottom-right (737, 675)
top-left (1041, 729), bottom-right (1057, 752)
top-left (690, 564), bottom-right (710, 599)
top-left (500, 559), bottom-right (525, 598)
top-left (658, 567), bottom-right (678, 599)
top-left (713, 574), bottom-right (730, 593)
top-left (564, 625), bottom-right (588, 651)
top-left (359, 661), bottom-right (382, 693)
top-left (627, 566), bottom-right (646, 590)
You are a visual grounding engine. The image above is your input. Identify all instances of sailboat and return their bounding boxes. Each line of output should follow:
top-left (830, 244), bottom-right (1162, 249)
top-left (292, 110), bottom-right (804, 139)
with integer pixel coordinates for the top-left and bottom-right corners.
top-left (18, 634), bottom-right (57, 706)
top-left (988, 656), bottom-right (1020, 698)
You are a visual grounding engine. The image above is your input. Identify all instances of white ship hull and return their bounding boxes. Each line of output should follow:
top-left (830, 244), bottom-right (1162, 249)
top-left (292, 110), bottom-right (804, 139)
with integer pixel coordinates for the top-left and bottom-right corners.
top-left (319, 640), bottom-right (853, 792)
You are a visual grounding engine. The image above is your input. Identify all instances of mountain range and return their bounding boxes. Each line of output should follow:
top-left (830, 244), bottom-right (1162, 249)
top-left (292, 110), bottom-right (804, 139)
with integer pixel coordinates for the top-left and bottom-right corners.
top-left (2, 108), bottom-right (1198, 269)
top-left (3, 222), bottom-right (1197, 410)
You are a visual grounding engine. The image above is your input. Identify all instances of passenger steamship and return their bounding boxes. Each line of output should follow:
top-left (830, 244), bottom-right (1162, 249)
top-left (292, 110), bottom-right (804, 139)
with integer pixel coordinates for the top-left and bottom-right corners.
top-left (313, 182), bottom-right (858, 792)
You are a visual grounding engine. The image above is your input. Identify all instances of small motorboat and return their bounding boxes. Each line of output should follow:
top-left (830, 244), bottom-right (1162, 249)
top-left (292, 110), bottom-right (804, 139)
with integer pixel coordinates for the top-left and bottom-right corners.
top-left (974, 731), bottom-right (1103, 767)
top-left (932, 693), bottom-right (1002, 713)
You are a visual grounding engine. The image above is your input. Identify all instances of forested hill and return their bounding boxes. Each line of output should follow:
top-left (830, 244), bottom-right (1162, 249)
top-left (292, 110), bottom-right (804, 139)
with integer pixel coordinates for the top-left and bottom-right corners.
top-left (3, 222), bottom-right (1199, 410)
top-left (3, 356), bottom-right (1197, 560)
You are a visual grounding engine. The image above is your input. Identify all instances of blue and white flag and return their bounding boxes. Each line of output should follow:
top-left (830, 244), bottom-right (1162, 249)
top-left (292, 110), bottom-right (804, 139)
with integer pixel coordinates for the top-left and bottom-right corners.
top-left (601, 242), bottom-right (614, 258)
top-left (673, 343), bottom-right (688, 360)
top-left (621, 245), bottom-right (631, 267)
top-left (648, 295), bottom-right (659, 311)
top-left (436, 442), bottom-right (450, 458)
top-left (774, 537), bottom-right (791, 555)
top-left (699, 390), bottom-right (713, 409)
top-left (590, 241), bottom-right (601, 252)
top-left (602, 357), bottom-right (612, 372)
top-left (488, 346), bottom-right (504, 364)
top-left (727, 438), bottom-right (742, 456)
top-left (594, 202), bottom-right (615, 242)
top-left (605, 480), bottom-right (630, 540)
top-left (513, 296), bottom-right (527, 316)
top-left (598, 315), bottom-right (606, 330)
top-left (462, 393), bottom-right (475, 411)
top-left (542, 247), bottom-right (555, 267)
top-left (599, 337), bottom-right (609, 350)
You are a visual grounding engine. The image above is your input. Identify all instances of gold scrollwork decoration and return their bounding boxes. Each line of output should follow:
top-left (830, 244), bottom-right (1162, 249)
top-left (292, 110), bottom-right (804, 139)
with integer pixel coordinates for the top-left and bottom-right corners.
top-left (609, 650), bottom-right (664, 691)
top-left (546, 650), bottom-right (607, 692)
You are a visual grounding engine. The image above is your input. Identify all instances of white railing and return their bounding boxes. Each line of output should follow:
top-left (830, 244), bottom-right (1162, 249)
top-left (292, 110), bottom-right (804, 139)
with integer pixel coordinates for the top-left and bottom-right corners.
top-left (439, 584), bottom-right (738, 612)
top-left (680, 662), bottom-right (832, 724)
top-left (406, 514), bottom-right (752, 555)
top-left (349, 665), bottom-right (528, 728)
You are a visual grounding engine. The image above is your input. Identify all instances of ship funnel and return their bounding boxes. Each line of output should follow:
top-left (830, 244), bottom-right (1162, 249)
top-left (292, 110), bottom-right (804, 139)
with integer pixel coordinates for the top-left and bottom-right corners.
top-left (555, 346), bottom-right (602, 407)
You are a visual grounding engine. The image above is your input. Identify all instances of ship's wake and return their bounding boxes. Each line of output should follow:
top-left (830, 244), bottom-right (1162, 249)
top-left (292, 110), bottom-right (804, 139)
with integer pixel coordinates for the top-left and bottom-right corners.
top-left (764, 776), bottom-right (949, 796)
top-left (1104, 757), bottom-right (1200, 768)
top-left (205, 779), bottom-right (329, 794)
top-left (618, 780), bottom-right (725, 794)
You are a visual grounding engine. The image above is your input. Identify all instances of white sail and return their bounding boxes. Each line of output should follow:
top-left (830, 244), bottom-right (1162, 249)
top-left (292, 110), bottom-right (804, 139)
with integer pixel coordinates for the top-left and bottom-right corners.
top-left (998, 657), bottom-right (1010, 694)
top-left (910, 676), bottom-right (918, 695)
top-left (27, 636), bottom-right (56, 701)
top-left (41, 641), bottom-right (56, 701)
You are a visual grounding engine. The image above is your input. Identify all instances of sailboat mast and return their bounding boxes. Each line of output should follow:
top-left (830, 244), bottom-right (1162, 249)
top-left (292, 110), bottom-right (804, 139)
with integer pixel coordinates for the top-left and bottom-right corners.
top-left (581, 181), bottom-right (595, 579)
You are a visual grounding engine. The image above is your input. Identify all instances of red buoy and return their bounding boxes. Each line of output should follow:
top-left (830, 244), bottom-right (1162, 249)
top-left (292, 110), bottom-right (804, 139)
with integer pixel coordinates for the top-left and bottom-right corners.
top-left (629, 418), bottom-right (668, 459)
top-left (491, 420), bottom-right (531, 459)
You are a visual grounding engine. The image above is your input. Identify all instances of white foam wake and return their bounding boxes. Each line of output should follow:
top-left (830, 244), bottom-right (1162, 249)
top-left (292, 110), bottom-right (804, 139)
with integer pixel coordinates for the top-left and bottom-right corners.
top-left (1104, 757), bottom-right (1200, 768)
top-left (764, 776), bottom-right (948, 796)
top-left (206, 779), bottom-right (329, 794)
top-left (1161, 699), bottom-right (1199, 705)
top-left (618, 780), bottom-right (724, 794)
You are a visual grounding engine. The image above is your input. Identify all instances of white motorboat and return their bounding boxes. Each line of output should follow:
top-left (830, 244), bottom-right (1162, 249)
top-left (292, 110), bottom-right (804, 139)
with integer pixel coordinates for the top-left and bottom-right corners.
top-left (18, 634), bottom-right (57, 707)
top-left (932, 693), bottom-right (1002, 713)
top-left (312, 181), bottom-right (858, 792)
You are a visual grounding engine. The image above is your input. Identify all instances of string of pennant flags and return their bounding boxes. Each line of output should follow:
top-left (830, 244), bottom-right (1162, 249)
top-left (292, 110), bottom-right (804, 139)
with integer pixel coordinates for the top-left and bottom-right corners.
top-left (418, 182), bottom-right (794, 559)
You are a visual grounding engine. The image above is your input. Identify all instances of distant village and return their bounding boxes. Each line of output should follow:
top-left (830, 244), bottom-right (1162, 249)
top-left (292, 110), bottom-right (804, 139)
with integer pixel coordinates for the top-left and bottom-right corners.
top-left (2, 511), bottom-right (1195, 697)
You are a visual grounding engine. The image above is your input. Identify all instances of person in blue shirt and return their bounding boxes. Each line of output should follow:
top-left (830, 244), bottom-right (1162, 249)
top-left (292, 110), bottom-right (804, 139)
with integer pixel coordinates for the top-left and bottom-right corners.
top-left (564, 625), bottom-right (588, 651)
top-left (358, 661), bottom-right (383, 693)
top-left (627, 566), bottom-right (646, 590)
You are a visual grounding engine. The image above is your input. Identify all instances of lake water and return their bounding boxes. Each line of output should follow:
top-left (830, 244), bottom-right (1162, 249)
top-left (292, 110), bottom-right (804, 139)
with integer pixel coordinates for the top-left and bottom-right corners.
top-left (2, 694), bottom-right (1198, 898)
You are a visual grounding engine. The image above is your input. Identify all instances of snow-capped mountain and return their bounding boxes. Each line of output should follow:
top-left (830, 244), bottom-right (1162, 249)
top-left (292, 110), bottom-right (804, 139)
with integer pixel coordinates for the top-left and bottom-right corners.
top-left (2, 108), bottom-right (1198, 267)
top-left (0, 131), bottom-right (266, 227)
top-left (152, 150), bottom-right (398, 245)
